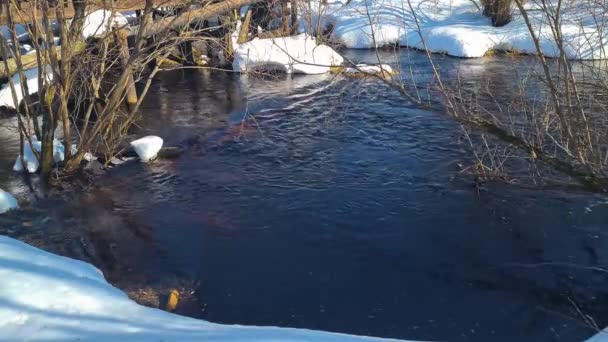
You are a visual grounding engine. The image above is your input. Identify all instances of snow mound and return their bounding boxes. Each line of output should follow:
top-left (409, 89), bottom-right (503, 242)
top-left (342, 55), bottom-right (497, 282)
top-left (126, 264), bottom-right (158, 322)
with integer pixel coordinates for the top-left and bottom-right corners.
top-left (130, 135), bottom-right (163, 162)
top-left (308, 0), bottom-right (608, 59)
top-left (82, 10), bottom-right (129, 38)
top-left (0, 66), bottom-right (53, 109)
top-left (0, 235), bottom-right (410, 341)
top-left (0, 190), bottom-right (18, 214)
top-left (233, 34), bottom-right (344, 74)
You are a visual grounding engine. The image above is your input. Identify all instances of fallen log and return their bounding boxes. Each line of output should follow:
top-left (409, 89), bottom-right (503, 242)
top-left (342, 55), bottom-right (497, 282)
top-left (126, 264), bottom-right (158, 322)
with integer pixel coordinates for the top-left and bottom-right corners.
top-left (133, 0), bottom-right (263, 37)
top-left (0, 51), bottom-right (40, 81)
top-left (0, 43), bottom-right (88, 81)
top-left (0, 0), bottom-right (262, 80)
top-left (0, 0), bottom-right (185, 25)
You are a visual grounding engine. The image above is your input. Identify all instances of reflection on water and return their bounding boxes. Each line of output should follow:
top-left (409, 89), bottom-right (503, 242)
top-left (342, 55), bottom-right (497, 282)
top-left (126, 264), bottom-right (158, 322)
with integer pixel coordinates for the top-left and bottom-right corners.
top-left (1, 50), bottom-right (608, 342)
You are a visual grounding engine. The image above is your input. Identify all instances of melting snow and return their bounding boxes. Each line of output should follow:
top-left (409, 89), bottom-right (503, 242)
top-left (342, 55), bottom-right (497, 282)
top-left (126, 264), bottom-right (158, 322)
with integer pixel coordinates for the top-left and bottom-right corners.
top-left (233, 34), bottom-right (344, 74)
top-left (13, 138), bottom-right (76, 173)
top-left (82, 10), bottom-right (130, 38)
top-left (0, 235), bottom-right (410, 341)
top-left (130, 136), bottom-right (163, 162)
top-left (0, 190), bottom-right (18, 214)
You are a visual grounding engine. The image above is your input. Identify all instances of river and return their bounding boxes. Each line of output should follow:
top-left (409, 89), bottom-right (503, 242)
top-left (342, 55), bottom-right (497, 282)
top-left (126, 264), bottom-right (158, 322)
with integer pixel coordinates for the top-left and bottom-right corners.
top-left (1, 49), bottom-right (608, 342)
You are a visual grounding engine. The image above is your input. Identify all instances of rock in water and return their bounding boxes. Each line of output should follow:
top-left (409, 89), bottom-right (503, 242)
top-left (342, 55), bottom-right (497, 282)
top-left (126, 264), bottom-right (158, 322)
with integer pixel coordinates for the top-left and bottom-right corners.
top-left (165, 289), bottom-right (180, 312)
top-left (0, 189), bottom-right (18, 214)
top-left (130, 136), bottom-right (163, 162)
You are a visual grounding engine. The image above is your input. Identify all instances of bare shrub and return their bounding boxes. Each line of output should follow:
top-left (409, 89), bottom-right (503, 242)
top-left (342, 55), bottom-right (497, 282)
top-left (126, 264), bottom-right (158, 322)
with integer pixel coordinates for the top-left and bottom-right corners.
top-left (0, 0), bottom-right (256, 178)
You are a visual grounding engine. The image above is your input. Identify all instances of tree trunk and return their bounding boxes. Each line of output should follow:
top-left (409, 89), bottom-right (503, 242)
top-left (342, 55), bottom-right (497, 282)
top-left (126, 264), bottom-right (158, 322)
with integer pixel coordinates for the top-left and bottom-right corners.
top-left (177, 6), bottom-right (196, 65)
top-left (224, 15), bottom-right (234, 63)
top-left (281, 2), bottom-right (289, 35)
top-left (238, 9), bottom-right (252, 43)
top-left (115, 28), bottom-right (139, 110)
top-left (482, 0), bottom-right (515, 27)
top-left (40, 102), bottom-right (55, 178)
top-left (290, 0), bottom-right (298, 35)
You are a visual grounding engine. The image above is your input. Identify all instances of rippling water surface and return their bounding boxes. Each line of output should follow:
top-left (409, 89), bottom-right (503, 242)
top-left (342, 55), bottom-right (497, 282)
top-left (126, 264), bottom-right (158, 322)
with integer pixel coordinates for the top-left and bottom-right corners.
top-left (1, 50), bottom-right (608, 342)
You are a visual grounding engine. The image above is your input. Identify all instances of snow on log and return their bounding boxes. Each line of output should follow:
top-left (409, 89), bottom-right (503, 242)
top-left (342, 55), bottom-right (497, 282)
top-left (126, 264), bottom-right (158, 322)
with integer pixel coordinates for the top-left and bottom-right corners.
top-left (130, 135), bottom-right (164, 162)
top-left (0, 235), bottom-right (412, 341)
top-left (0, 190), bottom-right (18, 214)
top-left (0, 66), bottom-right (53, 109)
top-left (232, 34), bottom-right (344, 74)
top-left (0, 39), bottom-right (62, 81)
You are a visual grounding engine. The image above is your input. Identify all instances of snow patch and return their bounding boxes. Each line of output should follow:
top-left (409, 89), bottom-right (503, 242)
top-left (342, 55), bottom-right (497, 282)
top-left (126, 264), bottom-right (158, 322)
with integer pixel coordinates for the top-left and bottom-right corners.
top-left (13, 139), bottom-right (75, 173)
top-left (130, 136), bottom-right (163, 162)
top-left (0, 235), bottom-right (411, 341)
top-left (233, 34), bottom-right (344, 74)
top-left (13, 140), bottom-right (41, 173)
top-left (83, 151), bottom-right (97, 162)
top-left (0, 190), bottom-right (18, 214)
top-left (82, 10), bottom-right (129, 38)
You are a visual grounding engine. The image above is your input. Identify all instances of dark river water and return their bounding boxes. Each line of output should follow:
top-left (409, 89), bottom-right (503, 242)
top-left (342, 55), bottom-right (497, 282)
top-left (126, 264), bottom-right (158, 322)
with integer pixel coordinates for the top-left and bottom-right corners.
top-left (1, 50), bottom-right (608, 342)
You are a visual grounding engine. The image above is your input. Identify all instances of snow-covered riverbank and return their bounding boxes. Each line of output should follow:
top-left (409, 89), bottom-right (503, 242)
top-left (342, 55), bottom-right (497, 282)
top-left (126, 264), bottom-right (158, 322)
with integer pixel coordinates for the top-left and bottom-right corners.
top-left (0, 235), bottom-right (410, 341)
top-left (309, 0), bottom-right (608, 59)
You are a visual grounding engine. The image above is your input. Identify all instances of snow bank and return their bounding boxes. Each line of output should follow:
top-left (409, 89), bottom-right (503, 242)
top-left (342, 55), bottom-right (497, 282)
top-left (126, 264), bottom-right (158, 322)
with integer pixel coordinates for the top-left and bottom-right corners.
top-left (0, 190), bottom-right (18, 214)
top-left (308, 0), bottom-right (608, 59)
top-left (233, 34), bottom-right (344, 74)
top-left (82, 10), bottom-right (129, 38)
top-left (587, 329), bottom-right (608, 341)
top-left (0, 235), bottom-right (409, 341)
top-left (0, 66), bottom-right (53, 109)
top-left (130, 136), bottom-right (163, 162)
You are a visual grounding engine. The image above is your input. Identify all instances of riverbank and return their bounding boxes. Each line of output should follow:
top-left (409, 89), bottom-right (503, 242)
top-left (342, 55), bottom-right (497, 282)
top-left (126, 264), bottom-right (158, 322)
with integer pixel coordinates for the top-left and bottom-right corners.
top-left (0, 235), bottom-right (411, 341)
